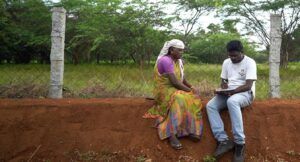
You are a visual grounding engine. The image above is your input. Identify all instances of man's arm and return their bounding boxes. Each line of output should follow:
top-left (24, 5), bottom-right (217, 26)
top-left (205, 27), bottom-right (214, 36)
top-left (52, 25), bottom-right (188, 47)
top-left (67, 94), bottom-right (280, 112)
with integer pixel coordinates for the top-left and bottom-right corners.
top-left (224, 80), bottom-right (255, 96)
top-left (233, 80), bottom-right (255, 93)
top-left (165, 73), bottom-right (192, 92)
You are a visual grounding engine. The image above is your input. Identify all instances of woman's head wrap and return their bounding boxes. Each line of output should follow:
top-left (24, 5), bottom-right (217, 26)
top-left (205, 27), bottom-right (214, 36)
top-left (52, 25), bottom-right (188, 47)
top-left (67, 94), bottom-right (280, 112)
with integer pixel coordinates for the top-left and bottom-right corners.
top-left (156, 39), bottom-right (185, 81)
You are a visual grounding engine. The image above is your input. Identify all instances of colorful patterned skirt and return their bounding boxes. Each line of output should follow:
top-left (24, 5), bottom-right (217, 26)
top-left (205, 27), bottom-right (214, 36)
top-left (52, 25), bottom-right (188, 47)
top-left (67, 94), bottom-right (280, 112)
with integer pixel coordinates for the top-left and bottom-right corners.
top-left (156, 91), bottom-right (203, 140)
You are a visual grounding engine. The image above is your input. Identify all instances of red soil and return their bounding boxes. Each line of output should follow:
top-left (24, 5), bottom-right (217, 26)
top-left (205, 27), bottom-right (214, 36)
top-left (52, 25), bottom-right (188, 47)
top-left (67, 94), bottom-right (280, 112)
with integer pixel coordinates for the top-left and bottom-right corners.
top-left (0, 98), bottom-right (299, 162)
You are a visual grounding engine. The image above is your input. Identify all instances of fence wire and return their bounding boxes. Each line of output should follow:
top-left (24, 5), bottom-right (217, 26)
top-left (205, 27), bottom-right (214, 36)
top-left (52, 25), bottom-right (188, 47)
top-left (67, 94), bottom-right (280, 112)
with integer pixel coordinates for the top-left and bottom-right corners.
top-left (1, 62), bottom-right (300, 99)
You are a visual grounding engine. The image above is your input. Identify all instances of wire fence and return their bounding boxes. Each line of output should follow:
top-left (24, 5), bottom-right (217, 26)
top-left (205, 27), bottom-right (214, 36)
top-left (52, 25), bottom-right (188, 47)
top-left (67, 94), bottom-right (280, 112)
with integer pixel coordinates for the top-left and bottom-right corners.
top-left (1, 62), bottom-right (300, 99)
top-left (4, 9), bottom-right (297, 100)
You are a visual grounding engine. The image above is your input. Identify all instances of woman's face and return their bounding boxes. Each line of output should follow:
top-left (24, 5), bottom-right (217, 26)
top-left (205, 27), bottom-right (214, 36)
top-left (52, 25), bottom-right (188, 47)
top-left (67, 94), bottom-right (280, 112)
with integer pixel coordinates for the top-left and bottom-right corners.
top-left (170, 47), bottom-right (184, 60)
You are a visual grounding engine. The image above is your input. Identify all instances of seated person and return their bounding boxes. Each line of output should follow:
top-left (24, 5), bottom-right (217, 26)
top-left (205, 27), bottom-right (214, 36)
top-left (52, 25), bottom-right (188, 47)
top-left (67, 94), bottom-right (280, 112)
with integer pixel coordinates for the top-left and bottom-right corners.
top-left (146, 39), bottom-right (203, 150)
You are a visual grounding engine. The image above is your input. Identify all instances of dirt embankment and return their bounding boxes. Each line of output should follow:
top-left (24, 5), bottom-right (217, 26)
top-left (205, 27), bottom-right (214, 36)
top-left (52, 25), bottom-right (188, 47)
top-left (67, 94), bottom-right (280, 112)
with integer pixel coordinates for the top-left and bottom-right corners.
top-left (0, 98), bottom-right (299, 162)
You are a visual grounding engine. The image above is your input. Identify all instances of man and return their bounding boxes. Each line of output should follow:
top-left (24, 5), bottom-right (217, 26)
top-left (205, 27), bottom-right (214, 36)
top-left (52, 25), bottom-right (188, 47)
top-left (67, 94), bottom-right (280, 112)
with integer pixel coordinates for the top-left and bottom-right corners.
top-left (206, 40), bottom-right (257, 162)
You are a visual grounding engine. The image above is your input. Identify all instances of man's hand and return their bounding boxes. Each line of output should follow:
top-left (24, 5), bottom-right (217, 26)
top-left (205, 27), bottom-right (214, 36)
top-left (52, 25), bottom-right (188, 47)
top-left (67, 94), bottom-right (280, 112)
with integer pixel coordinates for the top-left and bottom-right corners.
top-left (214, 88), bottom-right (235, 96)
top-left (221, 83), bottom-right (228, 89)
top-left (221, 79), bottom-right (228, 89)
top-left (222, 90), bottom-right (235, 96)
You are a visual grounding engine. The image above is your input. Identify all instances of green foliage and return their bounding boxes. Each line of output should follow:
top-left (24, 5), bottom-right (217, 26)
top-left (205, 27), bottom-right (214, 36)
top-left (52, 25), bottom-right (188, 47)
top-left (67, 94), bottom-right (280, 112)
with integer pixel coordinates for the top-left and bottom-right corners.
top-left (180, 0), bottom-right (300, 66)
top-left (1, 0), bottom-right (299, 65)
top-left (288, 24), bottom-right (300, 61)
top-left (1, 0), bottom-right (52, 64)
top-left (1, 0), bottom-right (173, 64)
top-left (189, 32), bottom-right (258, 64)
top-left (222, 19), bottom-right (238, 33)
top-left (203, 155), bottom-right (216, 162)
top-left (177, 0), bottom-right (216, 9)
top-left (57, 0), bottom-right (172, 64)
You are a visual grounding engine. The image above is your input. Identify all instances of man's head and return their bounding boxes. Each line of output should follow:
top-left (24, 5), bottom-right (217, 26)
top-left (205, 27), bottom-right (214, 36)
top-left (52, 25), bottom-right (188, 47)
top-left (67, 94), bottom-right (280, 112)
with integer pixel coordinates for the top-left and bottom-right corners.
top-left (226, 40), bottom-right (244, 63)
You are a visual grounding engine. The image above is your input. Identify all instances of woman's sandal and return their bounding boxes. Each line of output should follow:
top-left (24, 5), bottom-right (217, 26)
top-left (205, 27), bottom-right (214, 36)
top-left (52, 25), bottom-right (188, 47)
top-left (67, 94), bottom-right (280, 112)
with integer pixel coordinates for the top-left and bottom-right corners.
top-left (169, 135), bottom-right (183, 150)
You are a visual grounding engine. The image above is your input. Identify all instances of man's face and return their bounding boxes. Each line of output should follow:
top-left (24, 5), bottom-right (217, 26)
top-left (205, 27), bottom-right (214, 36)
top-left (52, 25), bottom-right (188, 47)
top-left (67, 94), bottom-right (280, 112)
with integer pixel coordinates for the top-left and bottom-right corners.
top-left (228, 51), bottom-right (243, 63)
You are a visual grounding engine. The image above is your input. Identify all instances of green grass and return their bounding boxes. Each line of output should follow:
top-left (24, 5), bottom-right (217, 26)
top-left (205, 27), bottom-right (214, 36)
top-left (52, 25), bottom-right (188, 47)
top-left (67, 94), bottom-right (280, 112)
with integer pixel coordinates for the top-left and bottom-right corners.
top-left (203, 155), bottom-right (216, 162)
top-left (1, 62), bottom-right (300, 99)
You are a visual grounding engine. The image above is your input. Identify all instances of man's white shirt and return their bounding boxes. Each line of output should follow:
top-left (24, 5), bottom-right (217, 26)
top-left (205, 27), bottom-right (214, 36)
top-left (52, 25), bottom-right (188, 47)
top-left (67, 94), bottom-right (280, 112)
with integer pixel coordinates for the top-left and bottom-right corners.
top-left (221, 55), bottom-right (257, 97)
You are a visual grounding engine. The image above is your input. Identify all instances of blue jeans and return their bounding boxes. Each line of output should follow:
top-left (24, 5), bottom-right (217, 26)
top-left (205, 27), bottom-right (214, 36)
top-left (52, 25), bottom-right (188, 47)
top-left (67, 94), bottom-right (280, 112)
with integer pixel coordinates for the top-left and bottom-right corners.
top-left (206, 91), bottom-right (253, 144)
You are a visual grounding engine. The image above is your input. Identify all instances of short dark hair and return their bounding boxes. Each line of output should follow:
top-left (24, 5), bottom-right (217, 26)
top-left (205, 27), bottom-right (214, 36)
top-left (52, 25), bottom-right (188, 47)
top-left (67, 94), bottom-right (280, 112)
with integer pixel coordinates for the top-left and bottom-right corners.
top-left (226, 40), bottom-right (243, 52)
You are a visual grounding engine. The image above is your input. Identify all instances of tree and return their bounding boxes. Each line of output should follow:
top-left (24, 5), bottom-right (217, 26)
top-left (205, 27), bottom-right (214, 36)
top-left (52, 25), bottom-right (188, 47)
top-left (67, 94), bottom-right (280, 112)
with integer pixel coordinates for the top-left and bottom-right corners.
top-left (176, 0), bottom-right (300, 67)
top-left (58, 0), bottom-right (171, 64)
top-left (222, 0), bottom-right (300, 67)
top-left (172, 0), bottom-right (215, 43)
top-left (0, 0), bottom-right (11, 63)
top-left (288, 24), bottom-right (300, 61)
top-left (189, 28), bottom-right (258, 64)
top-left (1, 0), bottom-right (52, 64)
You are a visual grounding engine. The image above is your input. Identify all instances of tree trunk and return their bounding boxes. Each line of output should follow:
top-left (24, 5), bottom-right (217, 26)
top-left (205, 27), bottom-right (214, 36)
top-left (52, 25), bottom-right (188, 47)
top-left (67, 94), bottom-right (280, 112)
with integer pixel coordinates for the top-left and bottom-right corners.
top-left (280, 36), bottom-right (289, 68)
top-left (129, 51), bottom-right (136, 63)
top-left (96, 53), bottom-right (100, 64)
top-left (110, 56), bottom-right (114, 63)
top-left (146, 49), bottom-right (151, 66)
top-left (72, 51), bottom-right (79, 65)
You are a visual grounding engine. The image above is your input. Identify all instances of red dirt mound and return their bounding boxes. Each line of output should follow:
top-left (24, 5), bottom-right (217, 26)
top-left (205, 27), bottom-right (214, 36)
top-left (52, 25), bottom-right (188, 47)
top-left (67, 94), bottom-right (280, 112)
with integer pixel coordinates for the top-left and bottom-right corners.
top-left (0, 98), bottom-right (299, 162)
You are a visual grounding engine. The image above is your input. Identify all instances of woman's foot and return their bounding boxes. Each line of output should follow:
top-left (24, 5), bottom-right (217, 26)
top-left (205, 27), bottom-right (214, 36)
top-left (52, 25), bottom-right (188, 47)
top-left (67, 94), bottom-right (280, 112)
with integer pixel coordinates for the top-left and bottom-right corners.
top-left (188, 134), bottom-right (201, 142)
top-left (169, 135), bottom-right (182, 150)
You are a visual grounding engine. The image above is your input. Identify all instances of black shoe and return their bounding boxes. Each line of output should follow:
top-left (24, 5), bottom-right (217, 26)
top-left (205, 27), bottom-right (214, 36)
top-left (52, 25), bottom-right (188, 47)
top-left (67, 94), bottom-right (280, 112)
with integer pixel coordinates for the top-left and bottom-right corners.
top-left (213, 139), bottom-right (234, 158)
top-left (188, 134), bottom-right (201, 142)
top-left (169, 135), bottom-right (182, 150)
top-left (233, 144), bottom-right (245, 162)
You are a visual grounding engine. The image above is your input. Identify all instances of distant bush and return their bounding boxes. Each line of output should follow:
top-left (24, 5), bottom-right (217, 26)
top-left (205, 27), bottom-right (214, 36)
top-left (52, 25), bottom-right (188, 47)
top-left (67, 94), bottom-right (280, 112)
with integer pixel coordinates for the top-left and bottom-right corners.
top-left (189, 33), bottom-right (259, 64)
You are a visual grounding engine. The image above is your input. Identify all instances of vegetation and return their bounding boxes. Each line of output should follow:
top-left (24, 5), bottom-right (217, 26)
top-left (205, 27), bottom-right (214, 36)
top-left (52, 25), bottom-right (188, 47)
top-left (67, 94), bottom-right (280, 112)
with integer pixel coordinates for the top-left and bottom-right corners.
top-left (1, 0), bottom-right (299, 65)
top-left (189, 32), bottom-right (261, 64)
top-left (1, 63), bottom-right (300, 99)
top-left (178, 0), bottom-right (300, 67)
top-left (1, 0), bottom-right (300, 99)
top-left (203, 155), bottom-right (217, 162)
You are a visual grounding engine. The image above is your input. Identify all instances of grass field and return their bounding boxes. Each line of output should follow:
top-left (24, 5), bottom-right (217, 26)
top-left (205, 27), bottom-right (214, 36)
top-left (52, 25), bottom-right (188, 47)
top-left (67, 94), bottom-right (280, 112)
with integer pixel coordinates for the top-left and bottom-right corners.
top-left (0, 62), bottom-right (300, 99)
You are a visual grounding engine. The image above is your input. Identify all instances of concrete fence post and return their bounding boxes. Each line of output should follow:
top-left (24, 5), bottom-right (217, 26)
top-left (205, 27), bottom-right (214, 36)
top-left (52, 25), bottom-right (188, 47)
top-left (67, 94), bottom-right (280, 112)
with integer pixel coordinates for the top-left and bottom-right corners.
top-left (49, 7), bottom-right (66, 99)
top-left (269, 14), bottom-right (282, 98)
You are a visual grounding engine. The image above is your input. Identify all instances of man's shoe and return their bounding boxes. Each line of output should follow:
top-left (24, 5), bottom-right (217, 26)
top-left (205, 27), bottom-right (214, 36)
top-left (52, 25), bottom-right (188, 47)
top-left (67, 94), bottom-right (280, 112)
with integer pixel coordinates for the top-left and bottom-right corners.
top-left (233, 144), bottom-right (245, 162)
top-left (213, 139), bottom-right (234, 158)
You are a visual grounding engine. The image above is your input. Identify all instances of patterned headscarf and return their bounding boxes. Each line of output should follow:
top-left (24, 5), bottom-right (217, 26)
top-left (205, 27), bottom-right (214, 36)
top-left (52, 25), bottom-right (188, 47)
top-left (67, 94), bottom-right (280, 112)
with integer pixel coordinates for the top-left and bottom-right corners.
top-left (156, 39), bottom-right (185, 81)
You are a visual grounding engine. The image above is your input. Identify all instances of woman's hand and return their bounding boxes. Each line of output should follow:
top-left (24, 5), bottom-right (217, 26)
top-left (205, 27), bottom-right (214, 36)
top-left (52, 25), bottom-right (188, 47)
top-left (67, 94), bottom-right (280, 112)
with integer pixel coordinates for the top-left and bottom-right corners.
top-left (191, 87), bottom-right (200, 96)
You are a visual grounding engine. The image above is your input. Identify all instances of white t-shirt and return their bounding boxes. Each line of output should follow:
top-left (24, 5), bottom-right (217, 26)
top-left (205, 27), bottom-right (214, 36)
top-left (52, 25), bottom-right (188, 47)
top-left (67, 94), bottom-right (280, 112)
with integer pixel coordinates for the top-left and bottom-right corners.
top-left (221, 55), bottom-right (257, 97)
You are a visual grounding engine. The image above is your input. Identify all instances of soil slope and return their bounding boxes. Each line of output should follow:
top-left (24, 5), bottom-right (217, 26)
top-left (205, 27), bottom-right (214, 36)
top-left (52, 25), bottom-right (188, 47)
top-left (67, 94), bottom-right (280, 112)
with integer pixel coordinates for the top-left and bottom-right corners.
top-left (0, 98), bottom-right (299, 162)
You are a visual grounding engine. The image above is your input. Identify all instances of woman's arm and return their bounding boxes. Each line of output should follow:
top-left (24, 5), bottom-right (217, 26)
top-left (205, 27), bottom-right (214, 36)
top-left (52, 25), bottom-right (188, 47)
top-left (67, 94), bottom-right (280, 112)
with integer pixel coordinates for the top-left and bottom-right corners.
top-left (165, 73), bottom-right (192, 92)
top-left (183, 78), bottom-right (192, 88)
top-left (184, 78), bottom-right (201, 95)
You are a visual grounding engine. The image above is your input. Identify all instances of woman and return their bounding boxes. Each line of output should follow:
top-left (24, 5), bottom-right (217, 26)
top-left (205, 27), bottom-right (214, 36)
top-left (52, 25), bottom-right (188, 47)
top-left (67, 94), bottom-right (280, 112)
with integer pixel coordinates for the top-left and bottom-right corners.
top-left (146, 39), bottom-right (203, 150)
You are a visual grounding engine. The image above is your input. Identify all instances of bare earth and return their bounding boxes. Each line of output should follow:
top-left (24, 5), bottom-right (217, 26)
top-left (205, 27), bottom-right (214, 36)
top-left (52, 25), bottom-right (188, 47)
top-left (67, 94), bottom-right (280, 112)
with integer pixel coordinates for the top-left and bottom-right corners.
top-left (0, 98), bottom-right (299, 162)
